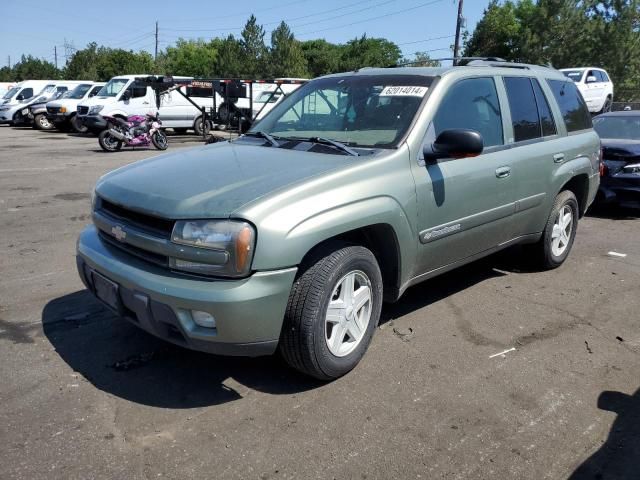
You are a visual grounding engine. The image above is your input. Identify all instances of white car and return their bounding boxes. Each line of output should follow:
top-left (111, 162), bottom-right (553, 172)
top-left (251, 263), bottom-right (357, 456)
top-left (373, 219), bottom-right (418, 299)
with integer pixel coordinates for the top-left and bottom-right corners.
top-left (560, 67), bottom-right (614, 114)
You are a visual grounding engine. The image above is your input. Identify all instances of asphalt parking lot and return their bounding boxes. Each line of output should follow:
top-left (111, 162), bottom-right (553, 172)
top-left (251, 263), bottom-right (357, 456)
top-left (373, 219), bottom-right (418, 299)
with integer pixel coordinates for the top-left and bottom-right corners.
top-left (0, 125), bottom-right (639, 480)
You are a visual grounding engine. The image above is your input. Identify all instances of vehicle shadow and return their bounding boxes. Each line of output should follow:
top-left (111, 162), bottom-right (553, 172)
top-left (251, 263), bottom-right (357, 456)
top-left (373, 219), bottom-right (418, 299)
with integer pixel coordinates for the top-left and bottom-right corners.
top-left (569, 387), bottom-right (640, 479)
top-left (42, 291), bottom-right (323, 409)
top-left (587, 203), bottom-right (640, 220)
top-left (42, 248), bottom-right (528, 409)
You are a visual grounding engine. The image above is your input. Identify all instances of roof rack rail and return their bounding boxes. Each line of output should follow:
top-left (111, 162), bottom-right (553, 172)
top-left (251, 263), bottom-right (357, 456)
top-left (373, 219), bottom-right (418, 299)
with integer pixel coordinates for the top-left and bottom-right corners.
top-left (389, 57), bottom-right (552, 70)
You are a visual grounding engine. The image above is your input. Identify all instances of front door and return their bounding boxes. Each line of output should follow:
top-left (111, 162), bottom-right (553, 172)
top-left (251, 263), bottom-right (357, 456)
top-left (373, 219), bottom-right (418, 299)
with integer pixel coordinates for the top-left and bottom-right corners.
top-left (411, 77), bottom-right (516, 275)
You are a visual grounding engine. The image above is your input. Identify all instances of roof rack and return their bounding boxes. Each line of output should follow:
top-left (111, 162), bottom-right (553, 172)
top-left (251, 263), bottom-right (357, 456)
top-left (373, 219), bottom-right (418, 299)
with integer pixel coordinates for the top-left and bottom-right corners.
top-left (390, 57), bottom-right (552, 70)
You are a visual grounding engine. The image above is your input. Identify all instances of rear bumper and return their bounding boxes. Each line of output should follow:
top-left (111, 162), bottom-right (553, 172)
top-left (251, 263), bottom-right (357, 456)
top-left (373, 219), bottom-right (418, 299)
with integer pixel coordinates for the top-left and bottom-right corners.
top-left (76, 225), bottom-right (296, 356)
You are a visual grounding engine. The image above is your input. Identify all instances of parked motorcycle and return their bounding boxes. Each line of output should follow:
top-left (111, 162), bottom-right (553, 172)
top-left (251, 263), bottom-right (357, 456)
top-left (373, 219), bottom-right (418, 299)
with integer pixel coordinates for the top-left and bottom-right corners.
top-left (98, 114), bottom-right (168, 152)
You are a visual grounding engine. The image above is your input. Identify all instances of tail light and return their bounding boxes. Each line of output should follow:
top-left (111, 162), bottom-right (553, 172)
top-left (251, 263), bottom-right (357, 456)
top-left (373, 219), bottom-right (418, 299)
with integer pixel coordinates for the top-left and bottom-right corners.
top-left (599, 145), bottom-right (607, 177)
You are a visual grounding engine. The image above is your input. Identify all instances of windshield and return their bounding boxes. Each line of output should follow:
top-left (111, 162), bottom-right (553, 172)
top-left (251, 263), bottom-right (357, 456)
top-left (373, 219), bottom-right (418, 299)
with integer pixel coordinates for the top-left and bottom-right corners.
top-left (3, 87), bottom-right (19, 99)
top-left (251, 75), bottom-right (434, 148)
top-left (593, 116), bottom-right (640, 140)
top-left (563, 70), bottom-right (585, 82)
top-left (39, 84), bottom-right (56, 95)
top-left (66, 84), bottom-right (92, 99)
top-left (97, 78), bottom-right (129, 97)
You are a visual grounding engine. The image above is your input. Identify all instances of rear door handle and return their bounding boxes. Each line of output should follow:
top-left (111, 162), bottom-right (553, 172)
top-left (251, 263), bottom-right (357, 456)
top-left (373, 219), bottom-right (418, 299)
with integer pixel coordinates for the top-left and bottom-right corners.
top-left (495, 166), bottom-right (511, 178)
top-left (553, 153), bottom-right (565, 163)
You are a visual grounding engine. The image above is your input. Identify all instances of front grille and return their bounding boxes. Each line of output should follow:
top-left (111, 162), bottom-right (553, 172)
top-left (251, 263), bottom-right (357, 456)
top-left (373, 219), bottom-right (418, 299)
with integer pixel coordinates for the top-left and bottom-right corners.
top-left (98, 198), bottom-right (174, 238)
top-left (47, 106), bottom-right (61, 114)
top-left (99, 231), bottom-right (169, 267)
top-left (77, 105), bottom-right (89, 115)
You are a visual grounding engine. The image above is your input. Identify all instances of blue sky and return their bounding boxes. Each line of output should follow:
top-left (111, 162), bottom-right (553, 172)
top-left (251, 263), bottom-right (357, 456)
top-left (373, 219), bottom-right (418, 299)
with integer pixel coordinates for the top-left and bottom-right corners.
top-left (0, 0), bottom-right (490, 68)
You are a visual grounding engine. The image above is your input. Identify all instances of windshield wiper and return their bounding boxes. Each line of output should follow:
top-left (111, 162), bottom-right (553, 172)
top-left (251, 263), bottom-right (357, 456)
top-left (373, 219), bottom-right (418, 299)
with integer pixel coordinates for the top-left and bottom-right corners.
top-left (243, 131), bottom-right (280, 148)
top-left (307, 137), bottom-right (359, 156)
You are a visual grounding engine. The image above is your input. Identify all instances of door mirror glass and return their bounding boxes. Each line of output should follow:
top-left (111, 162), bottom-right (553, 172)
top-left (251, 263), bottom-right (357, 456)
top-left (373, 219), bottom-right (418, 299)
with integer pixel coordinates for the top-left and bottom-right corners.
top-left (121, 90), bottom-right (131, 101)
top-left (586, 75), bottom-right (597, 83)
top-left (16, 93), bottom-right (24, 101)
top-left (423, 129), bottom-right (483, 163)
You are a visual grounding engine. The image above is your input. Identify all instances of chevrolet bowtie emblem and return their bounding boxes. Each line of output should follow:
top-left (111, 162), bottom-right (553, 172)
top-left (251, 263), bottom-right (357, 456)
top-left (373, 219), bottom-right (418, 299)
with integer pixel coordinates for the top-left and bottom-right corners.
top-left (111, 225), bottom-right (127, 242)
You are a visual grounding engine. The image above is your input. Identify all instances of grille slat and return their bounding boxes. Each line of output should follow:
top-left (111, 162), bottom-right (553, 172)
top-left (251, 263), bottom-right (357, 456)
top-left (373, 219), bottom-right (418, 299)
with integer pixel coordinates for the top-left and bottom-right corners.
top-left (77, 106), bottom-right (89, 115)
top-left (99, 231), bottom-right (169, 267)
top-left (99, 198), bottom-right (174, 238)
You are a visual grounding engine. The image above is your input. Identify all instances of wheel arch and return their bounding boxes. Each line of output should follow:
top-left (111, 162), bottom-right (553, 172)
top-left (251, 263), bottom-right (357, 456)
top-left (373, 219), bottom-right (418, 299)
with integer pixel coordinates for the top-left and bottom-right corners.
top-left (559, 173), bottom-right (590, 217)
top-left (296, 223), bottom-right (403, 303)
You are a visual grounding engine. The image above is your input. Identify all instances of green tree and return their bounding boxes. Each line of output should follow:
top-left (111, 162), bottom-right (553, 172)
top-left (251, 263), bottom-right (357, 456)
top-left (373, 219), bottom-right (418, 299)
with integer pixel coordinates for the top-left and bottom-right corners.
top-left (63, 42), bottom-right (99, 80)
top-left (339, 35), bottom-right (401, 70)
top-left (300, 39), bottom-right (341, 77)
top-left (12, 55), bottom-right (59, 80)
top-left (401, 51), bottom-right (442, 67)
top-left (240, 15), bottom-right (267, 77)
top-left (157, 39), bottom-right (218, 77)
top-left (268, 22), bottom-right (308, 78)
top-left (0, 66), bottom-right (13, 81)
top-left (214, 35), bottom-right (244, 77)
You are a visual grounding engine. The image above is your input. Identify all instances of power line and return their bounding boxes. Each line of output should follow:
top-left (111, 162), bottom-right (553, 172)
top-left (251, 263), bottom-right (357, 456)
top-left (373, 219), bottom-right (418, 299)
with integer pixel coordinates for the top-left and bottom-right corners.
top-left (170, 0), bottom-right (315, 23)
top-left (397, 34), bottom-right (454, 46)
top-left (295, 0), bottom-right (446, 36)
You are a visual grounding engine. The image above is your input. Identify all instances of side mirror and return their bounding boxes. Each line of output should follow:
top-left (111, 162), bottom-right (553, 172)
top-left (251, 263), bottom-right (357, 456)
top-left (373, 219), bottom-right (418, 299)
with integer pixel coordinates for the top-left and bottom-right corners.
top-left (16, 94), bottom-right (24, 101)
top-left (121, 90), bottom-right (131, 101)
top-left (423, 129), bottom-right (484, 163)
top-left (586, 75), bottom-right (597, 83)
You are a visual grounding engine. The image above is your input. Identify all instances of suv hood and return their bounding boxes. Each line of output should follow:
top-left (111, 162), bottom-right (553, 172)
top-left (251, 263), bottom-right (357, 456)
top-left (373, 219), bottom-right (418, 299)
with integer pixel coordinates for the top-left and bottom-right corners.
top-left (48, 98), bottom-right (82, 109)
top-left (96, 142), bottom-right (359, 219)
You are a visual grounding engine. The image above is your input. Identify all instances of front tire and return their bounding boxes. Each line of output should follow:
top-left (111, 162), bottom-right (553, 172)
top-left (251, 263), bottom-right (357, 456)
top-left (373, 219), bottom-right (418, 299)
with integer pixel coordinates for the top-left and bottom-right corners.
top-left (193, 116), bottom-right (210, 136)
top-left (70, 114), bottom-right (88, 134)
top-left (98, 130), bottom-right (122, 152)
top-left (151, 131), bottom-right (168, 150)
top-left (34, 113), bottom-right (53, 130)
top-left (529, 190), bottom-right (579, 269)
top-left (279, 244), bottom-right (383, 380)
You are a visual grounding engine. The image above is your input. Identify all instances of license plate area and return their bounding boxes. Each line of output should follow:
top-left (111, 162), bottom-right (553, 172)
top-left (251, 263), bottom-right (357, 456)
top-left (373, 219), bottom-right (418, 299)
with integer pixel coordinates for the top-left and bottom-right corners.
top-left (92, 271), bottom-right (122, 314)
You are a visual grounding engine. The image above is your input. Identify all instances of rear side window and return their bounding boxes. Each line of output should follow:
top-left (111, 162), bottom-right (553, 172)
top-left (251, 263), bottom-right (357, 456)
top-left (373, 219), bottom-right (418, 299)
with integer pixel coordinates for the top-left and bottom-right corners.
top-left (531, 79), bottom-right (557, 136)
top-left (504, 77), bottom-right (541, 142)
top-left (600, 71), bottom-right (610, 82)
top-left (432, 77), bottom-right (503, 147)
top-left (547, 80), bottom-right (592, 132)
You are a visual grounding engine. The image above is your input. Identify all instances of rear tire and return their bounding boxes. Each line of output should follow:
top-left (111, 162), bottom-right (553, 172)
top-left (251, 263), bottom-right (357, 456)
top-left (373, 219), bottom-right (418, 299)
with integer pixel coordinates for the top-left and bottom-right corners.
top-left (600, 96), bottom-right (612, 114)
top-left (279, 244), bottom-right (383, 380)
top-left (151, 131), bottom-right (168, 150)
top-left (98, 130), bottom-right (122, 152)
top-left (193, 116), bottom-right (210, 136)
top-left (528, 191), bottom-right (579, 269)
top-left (34, 113), bottom-right (53, 130)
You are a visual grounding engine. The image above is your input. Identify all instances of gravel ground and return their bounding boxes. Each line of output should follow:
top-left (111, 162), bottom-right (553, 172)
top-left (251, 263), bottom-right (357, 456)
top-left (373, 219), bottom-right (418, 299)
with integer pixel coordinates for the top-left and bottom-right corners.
top-left (0, 125), bottom-right (639, 480)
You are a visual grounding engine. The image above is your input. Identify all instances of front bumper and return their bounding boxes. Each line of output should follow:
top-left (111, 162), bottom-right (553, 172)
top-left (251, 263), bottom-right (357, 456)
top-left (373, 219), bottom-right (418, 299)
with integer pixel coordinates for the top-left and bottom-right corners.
top-left (77, 225), bottom-right (297, 356)
top-left (77, 114), bottom-right (107, 131)
top-left (47, 112), bottom-right (71, 124)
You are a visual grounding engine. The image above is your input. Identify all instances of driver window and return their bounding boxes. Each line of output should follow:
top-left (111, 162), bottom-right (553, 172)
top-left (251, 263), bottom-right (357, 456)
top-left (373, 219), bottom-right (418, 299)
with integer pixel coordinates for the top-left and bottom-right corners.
top-left (130, 82), bottom-right (147, 99)
top-left (428, 77), bottom-right (503, 148)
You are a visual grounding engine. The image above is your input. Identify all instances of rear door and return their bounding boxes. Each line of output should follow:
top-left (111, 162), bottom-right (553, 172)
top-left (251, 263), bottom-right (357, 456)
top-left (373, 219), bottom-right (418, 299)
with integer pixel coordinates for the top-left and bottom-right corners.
top-left (501, 76), bottom-right (560, 237)
top-left (413, 76), bottom-right (516, 274)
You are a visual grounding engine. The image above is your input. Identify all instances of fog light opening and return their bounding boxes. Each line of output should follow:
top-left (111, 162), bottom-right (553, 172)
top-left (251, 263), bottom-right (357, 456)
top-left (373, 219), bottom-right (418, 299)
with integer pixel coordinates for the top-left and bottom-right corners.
top-left (192, 310), bottom-right (216, 329)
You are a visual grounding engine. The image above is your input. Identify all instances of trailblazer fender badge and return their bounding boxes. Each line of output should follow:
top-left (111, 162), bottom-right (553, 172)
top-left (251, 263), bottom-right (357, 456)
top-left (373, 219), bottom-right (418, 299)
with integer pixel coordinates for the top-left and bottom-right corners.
top-left (111, 225), bottom-right (127, 242)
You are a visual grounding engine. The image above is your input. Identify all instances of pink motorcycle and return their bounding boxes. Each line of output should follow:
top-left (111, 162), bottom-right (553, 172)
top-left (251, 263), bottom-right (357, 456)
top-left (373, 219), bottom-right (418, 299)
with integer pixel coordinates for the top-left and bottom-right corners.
top-left (98, 113), bottom-right (168, 152)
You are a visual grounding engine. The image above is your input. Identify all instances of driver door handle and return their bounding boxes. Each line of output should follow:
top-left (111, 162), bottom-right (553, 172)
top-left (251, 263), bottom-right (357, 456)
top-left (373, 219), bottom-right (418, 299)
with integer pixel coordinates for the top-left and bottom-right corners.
top-left (495, 166), bottom-right (511, 178)
top-left (142, 101), bottom-right (150, 105)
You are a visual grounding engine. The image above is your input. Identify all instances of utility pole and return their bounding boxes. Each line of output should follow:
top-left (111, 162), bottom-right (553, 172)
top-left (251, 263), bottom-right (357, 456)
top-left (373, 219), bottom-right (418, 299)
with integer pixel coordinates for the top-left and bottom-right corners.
top-left (155, 21), bottom-right (158, 61)
top-left (453, 0), bottom-right (464, 65)
top-left (54, 46), bottom-right (58, 69)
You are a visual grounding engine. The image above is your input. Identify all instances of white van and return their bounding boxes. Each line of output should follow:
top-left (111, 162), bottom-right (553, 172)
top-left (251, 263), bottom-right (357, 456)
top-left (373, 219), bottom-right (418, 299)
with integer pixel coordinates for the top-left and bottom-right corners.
top-left (158, 81), bottom-right (220, 135)
top-left (16, 81), bottom-right (92, 128)
top-left (0, 80), bottom-right (53, 124)
top-left (46, 82), bottom-right (105, 132)
top-left (76, 74), bottom-right (212, 134)
top-left (2, 81), bottom-right (87, 126)
top-left (76, 75), bottom-right (158, 133)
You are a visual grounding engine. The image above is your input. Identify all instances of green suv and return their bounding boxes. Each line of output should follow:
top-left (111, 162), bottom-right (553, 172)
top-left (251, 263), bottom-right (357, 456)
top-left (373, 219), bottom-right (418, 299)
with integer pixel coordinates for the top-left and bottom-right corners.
top-left (77, 60), bottom-right (600, 379)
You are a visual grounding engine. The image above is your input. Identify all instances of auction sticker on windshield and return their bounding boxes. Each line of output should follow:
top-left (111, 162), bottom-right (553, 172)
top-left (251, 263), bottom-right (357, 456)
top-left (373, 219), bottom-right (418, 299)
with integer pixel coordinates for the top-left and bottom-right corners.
top-left (380, 86), bottom-right (428, 97)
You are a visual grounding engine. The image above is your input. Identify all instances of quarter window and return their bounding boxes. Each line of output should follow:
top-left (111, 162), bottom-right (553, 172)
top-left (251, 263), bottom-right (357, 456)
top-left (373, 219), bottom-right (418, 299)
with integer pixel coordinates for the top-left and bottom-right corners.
top-left (504, 77), bottom-right (541, 142)
top-left (432, 77), bottom-right (503, 147)
top-left (547, 80), bottom-right (592, 132)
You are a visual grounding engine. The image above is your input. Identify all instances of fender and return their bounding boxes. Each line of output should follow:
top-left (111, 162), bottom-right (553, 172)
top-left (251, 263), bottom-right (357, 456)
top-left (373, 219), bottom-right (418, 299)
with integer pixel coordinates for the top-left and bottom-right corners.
top-left (250, 195), bottom-right (417, 287)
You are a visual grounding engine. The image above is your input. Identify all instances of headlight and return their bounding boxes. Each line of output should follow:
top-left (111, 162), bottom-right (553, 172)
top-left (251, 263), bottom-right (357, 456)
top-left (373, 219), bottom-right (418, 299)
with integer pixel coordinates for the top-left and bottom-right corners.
top-left (170, 220), bottom-right (255, 277)
top-left (88, 105), bottom-right (103, 115)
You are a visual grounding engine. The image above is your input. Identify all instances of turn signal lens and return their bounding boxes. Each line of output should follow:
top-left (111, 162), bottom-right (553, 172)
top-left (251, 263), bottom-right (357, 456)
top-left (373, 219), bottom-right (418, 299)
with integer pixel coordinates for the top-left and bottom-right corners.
top-left (235, 226), bottom-right (254, 273)
top-left (60, 106), bottom-right (67, 113)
